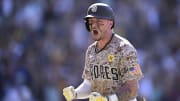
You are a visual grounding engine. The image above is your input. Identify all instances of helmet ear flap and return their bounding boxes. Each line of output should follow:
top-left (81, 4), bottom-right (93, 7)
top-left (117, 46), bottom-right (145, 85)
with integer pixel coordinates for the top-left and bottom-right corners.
top-left (85, 20), bottom-right (90, 32)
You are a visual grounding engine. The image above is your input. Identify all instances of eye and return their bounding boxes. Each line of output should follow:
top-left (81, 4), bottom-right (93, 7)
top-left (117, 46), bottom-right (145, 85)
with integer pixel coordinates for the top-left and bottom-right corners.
top-left (97, 20), bottom-right (105, 25)
top-left (98, 22), bottom-right (104, 25)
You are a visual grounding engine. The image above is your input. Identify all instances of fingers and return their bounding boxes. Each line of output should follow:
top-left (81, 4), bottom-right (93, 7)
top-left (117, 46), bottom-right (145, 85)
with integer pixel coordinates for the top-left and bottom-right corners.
top-left (89, 96), bottom-right (102, 101)
top-left (63, 86), bottom-right (75, 101)
top-left (89, 92), bottom-right (106, 101)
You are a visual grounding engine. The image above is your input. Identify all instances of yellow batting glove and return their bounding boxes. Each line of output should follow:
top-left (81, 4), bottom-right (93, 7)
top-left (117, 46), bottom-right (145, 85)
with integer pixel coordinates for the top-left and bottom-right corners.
top-left (63, 86), bottom-right (76, 101)
top-left (89, 92), bottom-right (108, 101)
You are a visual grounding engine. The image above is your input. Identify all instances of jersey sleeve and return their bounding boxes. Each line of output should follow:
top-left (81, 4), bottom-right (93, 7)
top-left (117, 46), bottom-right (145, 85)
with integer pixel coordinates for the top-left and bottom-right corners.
top-left (82, 47), bottom-right (92, 80)
top-left (119, 45), bottom-right (143, 83)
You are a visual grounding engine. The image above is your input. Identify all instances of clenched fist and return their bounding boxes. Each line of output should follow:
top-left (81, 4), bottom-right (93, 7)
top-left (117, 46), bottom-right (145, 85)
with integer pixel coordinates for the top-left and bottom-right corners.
top-left (63, 86), bottom-right (76, 101)
top-left (89, 92), bottom-right (108, 101)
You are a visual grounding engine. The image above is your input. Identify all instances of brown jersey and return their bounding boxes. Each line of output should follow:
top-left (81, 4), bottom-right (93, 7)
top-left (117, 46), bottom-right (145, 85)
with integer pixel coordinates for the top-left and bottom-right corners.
top-left (82, 34), bottom-right (143, 96)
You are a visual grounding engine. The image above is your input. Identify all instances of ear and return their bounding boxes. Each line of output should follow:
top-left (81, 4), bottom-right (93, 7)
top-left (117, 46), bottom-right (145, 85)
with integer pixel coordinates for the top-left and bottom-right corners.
top-left (109, 20), bottom-right (113, 28)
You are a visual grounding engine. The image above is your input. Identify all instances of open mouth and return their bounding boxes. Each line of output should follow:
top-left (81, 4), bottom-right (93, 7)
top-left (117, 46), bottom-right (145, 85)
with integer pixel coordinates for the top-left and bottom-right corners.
top-left (92, 30), bottom-right (98, 35)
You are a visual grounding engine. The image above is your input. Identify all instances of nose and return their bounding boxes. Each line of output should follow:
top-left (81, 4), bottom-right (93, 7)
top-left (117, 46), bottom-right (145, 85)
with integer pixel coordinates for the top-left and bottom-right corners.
top-left (90, 22), bottom-right (97, 30)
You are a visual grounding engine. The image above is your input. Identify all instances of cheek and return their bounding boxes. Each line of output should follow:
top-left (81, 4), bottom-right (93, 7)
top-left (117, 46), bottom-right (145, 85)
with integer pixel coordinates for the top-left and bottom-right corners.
top-left (97, 24), bottom-right (106, 30)
top-left (99, 25), bottom-right (108, 32)
top-left (103, 22), bottom-right (110, 29)
top-left (106, 23), bottom-right (111, 29)
top-left (97, 26), bottom-right (105, 33)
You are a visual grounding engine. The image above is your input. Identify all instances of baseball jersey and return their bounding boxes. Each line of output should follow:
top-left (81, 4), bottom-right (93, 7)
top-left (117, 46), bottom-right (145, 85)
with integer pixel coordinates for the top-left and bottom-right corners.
top-left (82, 34), bottom-right (143, 96)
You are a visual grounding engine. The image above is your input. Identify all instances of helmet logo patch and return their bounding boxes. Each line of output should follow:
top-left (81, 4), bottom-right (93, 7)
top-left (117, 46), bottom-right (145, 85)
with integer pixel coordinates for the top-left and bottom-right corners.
top-left (91, 5), bottom-right (97, 12)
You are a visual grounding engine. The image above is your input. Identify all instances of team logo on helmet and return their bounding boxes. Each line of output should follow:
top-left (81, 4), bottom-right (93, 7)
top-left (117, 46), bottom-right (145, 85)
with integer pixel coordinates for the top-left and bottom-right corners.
top-left (91, 5), bottom-right (97, 12)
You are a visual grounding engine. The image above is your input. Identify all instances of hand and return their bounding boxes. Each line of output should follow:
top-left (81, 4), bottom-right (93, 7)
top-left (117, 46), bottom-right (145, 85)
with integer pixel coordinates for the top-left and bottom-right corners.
top-left (89, 92), bottom-right (108, 101)
top-left (63, 86), bottom-right (76, 101)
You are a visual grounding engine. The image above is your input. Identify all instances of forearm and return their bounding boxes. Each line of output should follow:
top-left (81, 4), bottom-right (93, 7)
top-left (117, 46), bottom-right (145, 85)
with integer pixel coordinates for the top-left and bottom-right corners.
top-left (116, 79), bottom-right (139, 101)
top-left (75, 79), bottom-right (92, 99)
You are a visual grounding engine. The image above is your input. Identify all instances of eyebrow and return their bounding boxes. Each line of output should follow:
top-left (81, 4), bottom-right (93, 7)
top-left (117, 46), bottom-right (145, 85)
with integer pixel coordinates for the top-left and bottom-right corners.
top-left (97, 20), bottom-right (103, 22)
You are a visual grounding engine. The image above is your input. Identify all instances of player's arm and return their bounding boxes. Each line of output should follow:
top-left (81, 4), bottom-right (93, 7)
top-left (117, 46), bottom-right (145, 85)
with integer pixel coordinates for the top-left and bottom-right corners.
top-left (75, 79), bottom-right (92, 99)
top-left (87, 80), bottom-right (138, 101)
top-left (63, 79), bottom-right (91, 100)
top-left (116, 79), bottom-right (139, 101)
top-left (99, 79), bottom-right (138, 101)
top-left (110, 44), bottom-right (143, 101)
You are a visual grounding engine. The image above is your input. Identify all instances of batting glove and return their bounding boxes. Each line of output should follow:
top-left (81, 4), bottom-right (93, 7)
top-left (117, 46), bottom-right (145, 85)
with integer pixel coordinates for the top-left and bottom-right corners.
top-left (89, 92), bottom-right (108, 101)
top-left (63, 86), bottom-right (76, 101)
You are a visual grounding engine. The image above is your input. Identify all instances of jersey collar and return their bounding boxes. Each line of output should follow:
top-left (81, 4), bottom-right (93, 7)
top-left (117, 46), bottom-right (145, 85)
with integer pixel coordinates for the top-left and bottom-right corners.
top-left (95, 33), bottom-right (114, 53)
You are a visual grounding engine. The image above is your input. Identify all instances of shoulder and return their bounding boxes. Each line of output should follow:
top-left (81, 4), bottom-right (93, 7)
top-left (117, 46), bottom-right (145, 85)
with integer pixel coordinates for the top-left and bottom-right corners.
top-left (113, 34), bottom-right (137, 54)
top-left (85, 41), bottom-right (96, 54)
top-left (88, 41), bottom-right (96, 49)
top-left (113, 34), bottom-right (134, 47)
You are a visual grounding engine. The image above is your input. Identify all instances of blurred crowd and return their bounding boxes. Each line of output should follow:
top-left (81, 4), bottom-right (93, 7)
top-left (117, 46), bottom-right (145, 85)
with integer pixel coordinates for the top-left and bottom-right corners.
top-left (0, 0), bottom-right (180, 101)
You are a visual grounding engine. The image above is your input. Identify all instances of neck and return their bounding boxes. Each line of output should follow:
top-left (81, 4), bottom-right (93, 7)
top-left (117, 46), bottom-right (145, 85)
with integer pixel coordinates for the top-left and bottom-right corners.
top-left (97, 31), bottom-right (113, 49)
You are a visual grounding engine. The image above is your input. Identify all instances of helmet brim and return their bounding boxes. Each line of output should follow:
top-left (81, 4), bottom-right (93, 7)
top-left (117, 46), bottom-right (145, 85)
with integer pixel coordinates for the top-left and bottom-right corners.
top-left (83, 15), bottom-right (95, 20)
top-left (84, 15), bottom-right (114, 21)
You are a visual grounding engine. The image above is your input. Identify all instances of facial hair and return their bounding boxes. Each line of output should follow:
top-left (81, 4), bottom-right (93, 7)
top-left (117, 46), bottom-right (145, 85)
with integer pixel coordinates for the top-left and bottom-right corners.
top-left (91, 24), bottom-right (104, 41)
top-left (91, 29), bottom-right (104, 41)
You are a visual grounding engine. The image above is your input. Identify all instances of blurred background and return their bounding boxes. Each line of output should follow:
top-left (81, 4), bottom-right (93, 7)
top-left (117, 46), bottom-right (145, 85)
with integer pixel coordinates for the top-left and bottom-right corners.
top-left (0, 0), bottom-right (180, 101)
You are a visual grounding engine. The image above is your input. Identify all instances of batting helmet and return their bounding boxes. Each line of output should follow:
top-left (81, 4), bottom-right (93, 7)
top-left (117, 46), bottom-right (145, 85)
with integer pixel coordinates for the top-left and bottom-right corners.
top-left (84, 3), bottom-right (115, 31)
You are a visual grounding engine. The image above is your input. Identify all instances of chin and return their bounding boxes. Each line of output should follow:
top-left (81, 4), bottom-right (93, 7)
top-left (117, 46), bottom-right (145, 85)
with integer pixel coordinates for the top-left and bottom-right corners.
top-left (92, 34), bottom-right (101, 41)
top-left (93, 37), bottom-right (101, 41)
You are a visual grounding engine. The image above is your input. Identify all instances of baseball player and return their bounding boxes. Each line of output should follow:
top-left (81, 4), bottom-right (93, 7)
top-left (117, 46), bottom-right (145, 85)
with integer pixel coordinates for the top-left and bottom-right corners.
top-left (63, 3), bottom-right (143, 101)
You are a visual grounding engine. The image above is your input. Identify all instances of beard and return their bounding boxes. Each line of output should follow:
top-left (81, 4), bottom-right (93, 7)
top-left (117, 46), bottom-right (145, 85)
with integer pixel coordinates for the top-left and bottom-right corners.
top-left (91, 29), bottom-right (103, 41)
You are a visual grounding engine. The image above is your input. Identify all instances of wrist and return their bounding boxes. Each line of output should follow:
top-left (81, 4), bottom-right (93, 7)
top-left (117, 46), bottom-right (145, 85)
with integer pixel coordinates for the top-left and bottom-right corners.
top-left (107, 94), bottom-right (118, 101)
